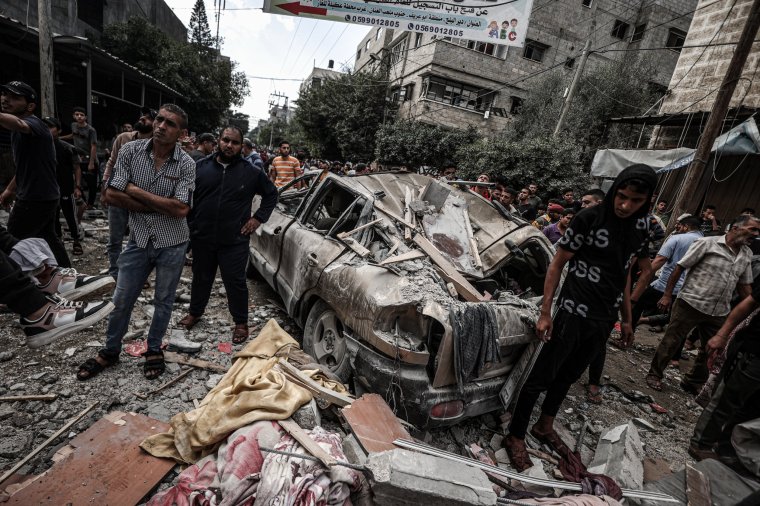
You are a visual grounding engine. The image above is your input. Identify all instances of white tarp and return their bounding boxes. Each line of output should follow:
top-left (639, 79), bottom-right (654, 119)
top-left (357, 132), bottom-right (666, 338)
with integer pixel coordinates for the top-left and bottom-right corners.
top-left (591, 117), bottom-right (760, 178)
top-left (590, 148), bottom-right (693, 178)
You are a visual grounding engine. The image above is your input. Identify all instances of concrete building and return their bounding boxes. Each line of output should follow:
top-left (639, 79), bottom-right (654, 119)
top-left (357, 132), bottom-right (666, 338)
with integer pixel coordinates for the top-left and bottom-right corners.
top-left (354, 0), bottom-right (697, 134)
top-left (0, 0), bottom-right (187, 43)
top-left (301, 66), bottom-right (344, 92)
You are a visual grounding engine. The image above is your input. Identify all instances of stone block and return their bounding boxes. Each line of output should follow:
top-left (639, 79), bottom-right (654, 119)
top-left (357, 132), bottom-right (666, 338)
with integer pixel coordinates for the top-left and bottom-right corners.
top-left (367, 448), bottom-right (497, 506)
top-left (588, 421), bottom-right (644, 490)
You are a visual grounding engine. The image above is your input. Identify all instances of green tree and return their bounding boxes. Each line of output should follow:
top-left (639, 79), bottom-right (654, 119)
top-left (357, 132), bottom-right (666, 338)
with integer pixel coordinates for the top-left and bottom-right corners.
top-left (95, 17), bottom-right (248, 133)
top-left (455, 135), bottom-right (591, 197)
top-left (374, 120), bottom-right (479, 170)
top-left (511, 55), bottom-right (661, 159)
top-left (256, 118), bottom-right (288, 148)
top-left (292, 71), bottom-right (389, 160)
top-left (226, 110), bottom-right (249, 134)
top-left (188, 0), bottom-right (214, 48)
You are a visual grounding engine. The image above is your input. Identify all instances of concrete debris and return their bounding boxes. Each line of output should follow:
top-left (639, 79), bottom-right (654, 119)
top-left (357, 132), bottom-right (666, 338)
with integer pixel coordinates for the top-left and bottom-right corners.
top-left (0, 351), bottom-right (14, 362)
top-left (366, 448), bottom-right (497, 506)
top-left (291, 399), bottom-right (321, 430)
top-left (166, 330), bottom-right (202, 353)
top-left (588, 421), bottom-right (645, 491)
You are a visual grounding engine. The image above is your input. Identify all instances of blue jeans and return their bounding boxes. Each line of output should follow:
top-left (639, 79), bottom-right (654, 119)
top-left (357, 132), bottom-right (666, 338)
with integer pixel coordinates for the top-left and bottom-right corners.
top-left (104, 240), bottom-right (187, 355)
top-left (107, 206), bottom-right (129, 279)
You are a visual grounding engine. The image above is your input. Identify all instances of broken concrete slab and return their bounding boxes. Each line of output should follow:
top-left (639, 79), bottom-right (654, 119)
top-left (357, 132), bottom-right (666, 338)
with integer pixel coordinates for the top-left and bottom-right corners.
top-left (588, 421), bottom-right (644, 491)
top-left (366, 448), bottom-right (497, 506)
top-left (291, 399), bottom-right (321, 430)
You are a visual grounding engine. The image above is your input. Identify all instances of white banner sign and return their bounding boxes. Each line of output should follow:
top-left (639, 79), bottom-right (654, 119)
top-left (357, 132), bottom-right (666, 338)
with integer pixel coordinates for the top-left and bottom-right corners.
top-left (264, 0), bottom-right (534, 46)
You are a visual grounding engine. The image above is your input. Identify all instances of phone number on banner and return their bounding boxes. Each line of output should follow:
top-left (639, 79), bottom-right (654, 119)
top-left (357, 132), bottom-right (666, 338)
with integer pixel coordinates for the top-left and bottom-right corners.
top-left (408, 23), bottom-right (464, 37)
top-left (344, 15), bottom-right (400, 27)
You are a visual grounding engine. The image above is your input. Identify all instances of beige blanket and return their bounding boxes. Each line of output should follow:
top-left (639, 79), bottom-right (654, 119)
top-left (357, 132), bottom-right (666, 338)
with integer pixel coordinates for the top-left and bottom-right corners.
top-left (141, 319), bottom-right (345, 464)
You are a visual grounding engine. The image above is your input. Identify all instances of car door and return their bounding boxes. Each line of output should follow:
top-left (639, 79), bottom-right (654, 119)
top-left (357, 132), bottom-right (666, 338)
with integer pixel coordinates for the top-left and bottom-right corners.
top-left (275, 179), bottom-right (359, 315)
top-left (249, 173), bottom-right (319, 287)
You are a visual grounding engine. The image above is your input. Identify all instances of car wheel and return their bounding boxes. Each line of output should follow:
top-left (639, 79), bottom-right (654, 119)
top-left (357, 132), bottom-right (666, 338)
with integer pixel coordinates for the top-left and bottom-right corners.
top-left (303, 300), bottom-right (352, 383)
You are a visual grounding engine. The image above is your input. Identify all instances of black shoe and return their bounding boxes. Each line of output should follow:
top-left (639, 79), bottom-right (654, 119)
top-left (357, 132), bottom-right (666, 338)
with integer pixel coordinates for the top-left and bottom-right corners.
top-left (680, 381), bottom-right (700, 395)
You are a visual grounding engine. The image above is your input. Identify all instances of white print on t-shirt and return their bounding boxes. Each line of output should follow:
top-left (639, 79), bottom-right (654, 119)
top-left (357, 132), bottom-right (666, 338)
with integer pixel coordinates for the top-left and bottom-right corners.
top-left (636, 217), bottom-right (648, 230)
top-left (560, 228), bottom-right (609, 251)
top-left (569, 259), bottom-right (601, 283)
top-left (558, 297), bottom-right (589, 317)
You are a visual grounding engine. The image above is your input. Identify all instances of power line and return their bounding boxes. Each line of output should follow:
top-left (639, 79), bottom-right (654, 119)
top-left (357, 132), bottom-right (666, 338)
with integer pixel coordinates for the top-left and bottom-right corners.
top-left (288, 20), bottom-right (318, 74)
top-left (280, 19), bottom-right (302, 74)
top-left (319, 24), bottom-right (350, 67)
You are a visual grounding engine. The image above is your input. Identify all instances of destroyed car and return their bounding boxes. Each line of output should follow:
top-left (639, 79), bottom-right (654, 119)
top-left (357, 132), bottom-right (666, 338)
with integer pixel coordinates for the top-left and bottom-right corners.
top-left (248, 171), bottom-right (554, 427)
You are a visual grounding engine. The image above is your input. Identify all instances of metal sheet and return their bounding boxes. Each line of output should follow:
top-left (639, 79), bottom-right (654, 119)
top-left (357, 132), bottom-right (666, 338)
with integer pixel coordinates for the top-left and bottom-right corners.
top-left (341, 394), bottom-right (412, 454)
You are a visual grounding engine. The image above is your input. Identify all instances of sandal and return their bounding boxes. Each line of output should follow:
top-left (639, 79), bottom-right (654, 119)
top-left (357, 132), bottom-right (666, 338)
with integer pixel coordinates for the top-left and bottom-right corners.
top-left (232, 323), bottom-right (249, 344)
top-left (586, 384), bottom-right (603, 405)
top-left (178, 313), bottom-right (202, 330)
top-left (502, 435), bottom-right (533, 472)
top-left (530, 426), bottom-right (572, 458)
top-left (73, 242), bottom-right (84, 256)
top-left (645, 374), bottom-right (663, 391)
top-left (142, 350), bottom-right (165, 380)
top-left (77, 350), bottom-right (119, 380)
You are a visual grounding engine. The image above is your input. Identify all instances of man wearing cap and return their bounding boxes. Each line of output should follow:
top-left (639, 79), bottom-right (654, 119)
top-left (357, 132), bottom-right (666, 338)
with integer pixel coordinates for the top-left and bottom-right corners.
top-left (0, 81), bottom-right (71, 268)
top-left (533, 203), bottom-right (564, 230)
top-left (43, 116), bottom-right (83, 255)
top-left (101, 108), bottom-right (156, 280)
top-left (189, 133), bottom-right (216, 161)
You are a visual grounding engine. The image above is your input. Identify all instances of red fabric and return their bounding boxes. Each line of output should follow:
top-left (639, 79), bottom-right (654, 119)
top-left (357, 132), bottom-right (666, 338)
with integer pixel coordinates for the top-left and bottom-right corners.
top-left (558, 450), bottom-right (622, 501)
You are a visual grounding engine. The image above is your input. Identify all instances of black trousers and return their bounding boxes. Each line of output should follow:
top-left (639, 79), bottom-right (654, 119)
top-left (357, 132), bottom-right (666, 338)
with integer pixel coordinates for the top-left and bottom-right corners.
top-left (188, 240), bottom-right (249, 324)
top-left (509, 310), bottom-right (614, 439)
top-left (82, 163), bottom-right (98, 206)
top-left (55, 194), bottom-right (80, 241)
top-left (8, 199), bottom-right (71, 268)
top-left (0, 248), bottom-right (48, 317)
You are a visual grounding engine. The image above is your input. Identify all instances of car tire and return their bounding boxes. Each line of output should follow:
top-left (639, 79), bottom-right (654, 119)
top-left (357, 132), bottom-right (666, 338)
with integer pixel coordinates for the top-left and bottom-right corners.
top-left (303, 300), bottom-right (352, 383)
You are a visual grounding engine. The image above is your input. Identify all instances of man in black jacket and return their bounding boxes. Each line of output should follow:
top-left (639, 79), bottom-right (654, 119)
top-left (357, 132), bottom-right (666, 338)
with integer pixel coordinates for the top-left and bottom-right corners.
top-left (178, 125), bottom-right (277, 343)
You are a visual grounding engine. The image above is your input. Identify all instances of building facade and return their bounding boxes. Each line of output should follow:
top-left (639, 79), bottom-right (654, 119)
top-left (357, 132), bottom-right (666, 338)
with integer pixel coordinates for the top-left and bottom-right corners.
top-left (1, 0), bottom-right (187, 43)
top-left (355, 0), bottom-right (697, 134)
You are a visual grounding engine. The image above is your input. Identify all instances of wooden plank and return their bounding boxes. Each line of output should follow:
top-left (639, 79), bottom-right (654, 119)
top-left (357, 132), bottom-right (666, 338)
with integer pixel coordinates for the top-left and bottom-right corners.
top-left (378, 250), bottom-right (426, 266)
top-left (403, 187), bottom-right (414, 240)
top-left (164, 351), bottom-right (227, 372)
top-left (0, 394), bottom-right (57, 402)
top-left (686, 464), bottom-right (711, 506)
top-left (279, 418), bottom-right (337, 467)
top-left (7, 412), bottom-right (174, 505)
top-left (277, 360), bottom-right (354, 407)
top-left (0, 402), bottom-right (98, 486)
top-left (386, 238), bottom-right (401, 257)
top-left (413, 234), bottom-right (486, 302)
top-left (340, 236), bottom-right (371, 258)
top-left (373, 202), bottom-right (416, 229)
top-left (134, 368), bottom-right (193, 400)
top-left (340, 393), bottom-right (411, 454)
top-left (337, 218), bottom-right (383, 239)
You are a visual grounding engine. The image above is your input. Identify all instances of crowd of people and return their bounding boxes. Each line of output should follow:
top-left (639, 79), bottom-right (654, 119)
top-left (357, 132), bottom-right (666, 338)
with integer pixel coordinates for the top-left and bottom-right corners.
top-left (2, 80), bottom-right (760, 479)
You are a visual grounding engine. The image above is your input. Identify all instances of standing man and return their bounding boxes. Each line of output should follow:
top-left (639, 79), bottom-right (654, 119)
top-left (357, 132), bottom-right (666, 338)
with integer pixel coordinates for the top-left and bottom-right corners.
top-left (653, 199), bottom-right (671, 227)
top-left (689, 273), bottom-right (760, 461)
top-left (0, 81), bottom-right (71, 268)
top-left (76, 104), bottom-right (195, 381)
top-left (533, 203), bottom-right (563, 230)
top-left (493, 179), bottom-right (518, 214)
top-left (269, 140), bottom-right (301, 188)
top-left (700, 205), bottom-right (722, 235)
top-left (580, 189), bottom-right (604, 209)
top-left (102, 107), bottom-right (156, 280)
top-left (542, 209), bottom-right (574, 244)
top-left (645, 215), bottom-right (758, 392)
top-left (242, 138), bottom-right (264, 170)
top-left (189, 133), bottom-right (216, 161)
top-left (560, 188), bottom-right (581, 212)
top-left (43, 116), bottom-right (83, 256)
top-left (630, 216), bottom-right (703, 334)
top-left (177, 126), bottom-right (277, 343)
top-left (502, 165), bottom-right (656, 471)
top-left (526, 182), bottom-right (542, 210)
top-left (516, 188), bottom-right (537, 221)
top-left (61, 107), bottom-right (98, 209)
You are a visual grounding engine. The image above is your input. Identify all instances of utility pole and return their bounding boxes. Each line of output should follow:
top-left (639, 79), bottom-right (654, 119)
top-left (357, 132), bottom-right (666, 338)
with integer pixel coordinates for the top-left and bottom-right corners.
top-left (668, 0), bottom-right (760, 232)
top-left (267, 91), bottom-right (288, 150)
top-left (554, 38), bottom-right (592, 137)
top-left (37, 0), bottom-right (55, 118)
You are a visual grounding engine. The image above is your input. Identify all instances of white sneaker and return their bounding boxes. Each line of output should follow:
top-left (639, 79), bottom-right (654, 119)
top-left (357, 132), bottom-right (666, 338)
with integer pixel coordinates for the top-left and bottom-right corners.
top-left (37, 267), bottom-right (115, 300)
top-left (22, 295), bottom-right (115, 348)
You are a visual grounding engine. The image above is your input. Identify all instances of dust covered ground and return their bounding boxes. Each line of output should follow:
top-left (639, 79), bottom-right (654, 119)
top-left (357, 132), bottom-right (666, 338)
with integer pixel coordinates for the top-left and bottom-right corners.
top-left (0, 219), bottom-right (701, 491)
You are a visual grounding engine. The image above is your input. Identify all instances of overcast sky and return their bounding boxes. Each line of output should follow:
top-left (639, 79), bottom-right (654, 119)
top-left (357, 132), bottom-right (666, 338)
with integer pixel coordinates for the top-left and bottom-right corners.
top-left (165, 0), bottom-right (371, 128)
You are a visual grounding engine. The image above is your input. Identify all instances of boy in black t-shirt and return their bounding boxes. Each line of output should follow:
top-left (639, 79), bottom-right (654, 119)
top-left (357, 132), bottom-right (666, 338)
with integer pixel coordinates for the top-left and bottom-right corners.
top-left (503, 165), bottom-right (656, 472)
